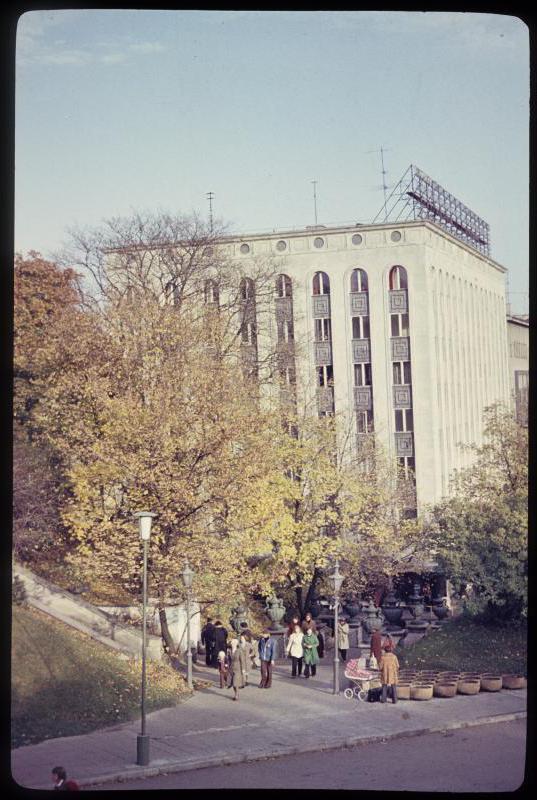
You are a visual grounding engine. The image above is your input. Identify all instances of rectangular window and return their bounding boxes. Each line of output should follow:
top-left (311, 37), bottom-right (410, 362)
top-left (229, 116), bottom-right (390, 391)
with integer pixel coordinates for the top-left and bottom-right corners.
top-left (391, 315), bottom-right (400, 337)
top-left (393, 362), bottom-right (402, 384)
top-left (395, 410), bottom-right (404, 431)
top-left (315, 318), bottom-right (331, 341)
top-left (401, 313), bottom-right (409, 336)
top-left (318, 365), bottom-right (333, 386)
top-left (403, 361), bottom-right (412, 384)
top-left (405, 409), bottom-right (413, 430)
top-left (354, 363), bottom-right (372, 387)
top-left (357, 410), bottom-right (374, 433)
top-left (362, 316), bottom-right (370, 338)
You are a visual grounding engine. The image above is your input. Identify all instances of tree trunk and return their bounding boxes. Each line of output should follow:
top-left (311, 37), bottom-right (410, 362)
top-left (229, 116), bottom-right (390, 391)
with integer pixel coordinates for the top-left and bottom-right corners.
top-left (157, 593), bottom-right (177, 654)
top-left (304, 568), bottom-right (321, 614)
top-left (295, 585), bottom-right (304, 618)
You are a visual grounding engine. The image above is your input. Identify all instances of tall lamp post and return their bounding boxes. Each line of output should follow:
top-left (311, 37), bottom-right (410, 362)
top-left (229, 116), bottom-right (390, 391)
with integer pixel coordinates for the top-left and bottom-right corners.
top-left (181, 560), bottom-right (195, 690)
top-left (332, 559), bottom-right (344, 695)
top-left (134, 511), bottom-right (155, 767)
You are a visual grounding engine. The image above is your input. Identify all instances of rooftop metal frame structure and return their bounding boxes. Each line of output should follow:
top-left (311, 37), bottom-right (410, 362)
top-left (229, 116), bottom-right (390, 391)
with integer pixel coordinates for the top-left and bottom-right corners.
top-left (372, 164), bottom-right (490, 256)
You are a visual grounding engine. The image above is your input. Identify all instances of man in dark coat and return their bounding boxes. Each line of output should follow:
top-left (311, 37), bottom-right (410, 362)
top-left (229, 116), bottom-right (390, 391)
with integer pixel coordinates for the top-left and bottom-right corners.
top-left (201, 618), bottom-right (216, 666)
top-left (213, 620), bottom-right (228, 667)
top-left (370, 628), bottom-right (383, 664)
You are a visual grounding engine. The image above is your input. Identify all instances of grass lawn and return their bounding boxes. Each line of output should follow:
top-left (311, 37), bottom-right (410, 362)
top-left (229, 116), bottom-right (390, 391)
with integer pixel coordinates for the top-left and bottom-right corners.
top-left (12, 604), bottom-right (191, 749)
top-left (396, 615), bottom-right (527, 675)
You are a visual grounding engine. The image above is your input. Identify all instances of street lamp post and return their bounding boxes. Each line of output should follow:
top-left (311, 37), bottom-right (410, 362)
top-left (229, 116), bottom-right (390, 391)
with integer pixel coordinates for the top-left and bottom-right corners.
top-left (332, 559), bottom-right (344, 695)
top-left (134, 511), bottom-right (155, 767)
top-left (181, 560), bottom-right (195, 690)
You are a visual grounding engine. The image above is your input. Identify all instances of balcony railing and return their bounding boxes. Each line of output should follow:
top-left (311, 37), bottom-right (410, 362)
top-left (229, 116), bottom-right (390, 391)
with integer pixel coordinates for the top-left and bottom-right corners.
top-left (349, 292), bottom-right (369, 315)
top-left (317, 386), bottom-right (335, 413)
top-left (391, 336), bottom-right (410, 361)
top-left (311, 295), bottom-right (331, 318)
top-left (353, 385), bottom-right (372, 410)
top-left (389, 289), bottom-right (408, 314)
top-left (275, 296), bottom-right (293, 319)
top-left (395, 432), bottom-right (414, 457)
top-left (313, 340), bottom-right (332, 365)
top-left (352, 338), bottom-right (370, 362)
top-left (393, 385), bottom-right (412, 409)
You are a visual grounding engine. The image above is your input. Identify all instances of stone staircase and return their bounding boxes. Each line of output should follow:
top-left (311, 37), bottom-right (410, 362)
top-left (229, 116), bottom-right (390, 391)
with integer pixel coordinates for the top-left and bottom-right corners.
top-left (13, 562), bottom-right (163, 661)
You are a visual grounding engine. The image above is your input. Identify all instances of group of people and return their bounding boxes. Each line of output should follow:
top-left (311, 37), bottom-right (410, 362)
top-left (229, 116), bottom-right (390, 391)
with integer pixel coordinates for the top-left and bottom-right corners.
top-left (201, 618), bottom-right (275, 701)
top-left (201, 613), bottom-right (353, 698)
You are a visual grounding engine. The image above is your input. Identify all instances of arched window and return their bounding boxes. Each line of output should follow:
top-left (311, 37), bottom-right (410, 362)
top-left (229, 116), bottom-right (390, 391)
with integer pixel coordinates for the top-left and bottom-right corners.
top-left (204, 279), bottom-right (219, 304)
top-left (389, 265), bottom-right (408, 291)
top-left (312, 271), bottom-right (330, 295)
top-left (275, 274), bottom-right (293, 298)
top-left (240, 277), bottom-right (255, 300)
top-left (350, 268), bottom-right (368, 293)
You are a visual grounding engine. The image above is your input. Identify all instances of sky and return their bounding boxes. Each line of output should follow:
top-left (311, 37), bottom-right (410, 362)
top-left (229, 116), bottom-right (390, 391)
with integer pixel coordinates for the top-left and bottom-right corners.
top-left (15, 10), bottom-right (529, 313)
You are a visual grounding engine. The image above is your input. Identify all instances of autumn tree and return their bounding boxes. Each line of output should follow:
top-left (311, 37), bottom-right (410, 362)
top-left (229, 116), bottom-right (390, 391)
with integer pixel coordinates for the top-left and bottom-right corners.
top-left (227, 406), bottom-right (429, 616)
top-left (13, 253), bottom-right (83, 563)
top-left (30, 212), bottom-right (282, 651)
top-left (426, 404), bottom-right (528, 622)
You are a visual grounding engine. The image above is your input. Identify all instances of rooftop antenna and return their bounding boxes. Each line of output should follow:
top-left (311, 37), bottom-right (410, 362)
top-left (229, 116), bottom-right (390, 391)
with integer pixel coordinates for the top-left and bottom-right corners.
top-left (206, 191), bottom-right (214, 233)
top-left (367, 146), bottom-right (391, 222)
top-left (311, 180), bottom-right (318, 225)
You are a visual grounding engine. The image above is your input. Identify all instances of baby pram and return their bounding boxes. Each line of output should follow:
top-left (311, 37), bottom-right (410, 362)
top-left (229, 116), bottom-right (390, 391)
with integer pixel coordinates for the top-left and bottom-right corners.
top-left (343, 658), bottom-right (381, 701)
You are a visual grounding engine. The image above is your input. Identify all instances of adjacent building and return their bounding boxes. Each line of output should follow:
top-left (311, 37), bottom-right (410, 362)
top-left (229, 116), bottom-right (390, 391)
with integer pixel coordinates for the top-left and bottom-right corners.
top-left (506, 313), bottom-right (529, 425)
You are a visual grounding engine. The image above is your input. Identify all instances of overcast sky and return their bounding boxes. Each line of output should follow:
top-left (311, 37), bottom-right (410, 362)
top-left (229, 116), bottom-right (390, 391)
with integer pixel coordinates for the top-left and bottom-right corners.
top-left (15, 10), bottom-right (529, 313)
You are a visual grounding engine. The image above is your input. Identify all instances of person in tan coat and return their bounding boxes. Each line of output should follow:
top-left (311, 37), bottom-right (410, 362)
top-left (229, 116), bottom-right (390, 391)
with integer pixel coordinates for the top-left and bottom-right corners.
top-left (379, 641), bottom-right (399, 704)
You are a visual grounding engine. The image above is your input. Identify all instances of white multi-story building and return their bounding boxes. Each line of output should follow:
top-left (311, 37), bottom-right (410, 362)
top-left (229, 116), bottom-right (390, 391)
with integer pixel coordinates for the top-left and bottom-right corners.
top-left (506, 314), bottom-right (529, 425)
top-left (224, 219), bottom-right (511, 513)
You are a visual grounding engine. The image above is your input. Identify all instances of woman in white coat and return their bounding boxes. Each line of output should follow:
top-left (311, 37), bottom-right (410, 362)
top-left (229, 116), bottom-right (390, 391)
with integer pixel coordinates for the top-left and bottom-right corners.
top-left (285, 623), bottom-right (304, 678)
top-left (338, 617), bottom-right (350, 662)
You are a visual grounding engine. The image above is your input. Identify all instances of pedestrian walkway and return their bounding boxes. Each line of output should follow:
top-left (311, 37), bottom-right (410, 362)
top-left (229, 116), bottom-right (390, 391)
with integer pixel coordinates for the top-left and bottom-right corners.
top-left (11, 656), bottom-right (527, 790)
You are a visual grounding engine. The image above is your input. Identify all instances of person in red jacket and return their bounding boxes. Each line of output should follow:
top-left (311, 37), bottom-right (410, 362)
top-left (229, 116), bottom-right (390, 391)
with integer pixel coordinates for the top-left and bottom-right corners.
top-left (52, 766), bottom-right (79, 791)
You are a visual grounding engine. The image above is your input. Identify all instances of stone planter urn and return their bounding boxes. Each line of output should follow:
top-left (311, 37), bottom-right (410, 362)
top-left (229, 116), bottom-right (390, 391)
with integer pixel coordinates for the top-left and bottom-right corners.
top-left (407, 581), bottom-right (425, 618)
top-left (265, 596), bottom-right (286, 630)
top-left (344, 596), bottom-right (361, 624)
top-left (382, 589), bottom-right (403, 627)
top-left (229, 603), bottom-right (249, 634)
top-left (432, 597), bottom-right (449, 620)
top-left (362, 599), bottom-right (383, 634)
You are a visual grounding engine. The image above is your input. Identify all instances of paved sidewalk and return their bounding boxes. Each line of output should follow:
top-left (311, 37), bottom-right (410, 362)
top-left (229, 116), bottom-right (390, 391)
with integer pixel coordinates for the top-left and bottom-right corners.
top-left (11, 659), bottom-right (527, 790)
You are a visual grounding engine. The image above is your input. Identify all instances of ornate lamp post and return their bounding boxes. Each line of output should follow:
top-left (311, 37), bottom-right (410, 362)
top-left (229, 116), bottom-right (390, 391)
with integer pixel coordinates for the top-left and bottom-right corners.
top-left (134, 511), bottom-right (156, 767)
top-left (181, 560), bottom-right (195, 690)
top-left (332, 559), bottom-right (344, 695)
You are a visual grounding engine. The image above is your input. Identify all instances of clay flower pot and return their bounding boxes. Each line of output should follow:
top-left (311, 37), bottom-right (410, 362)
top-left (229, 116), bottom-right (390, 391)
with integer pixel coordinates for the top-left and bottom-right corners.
top-left (502, 674), bottom-right (527, 690)
top-left (433, 682), bottom-right (458, 698)
top-left (480, 675), bottom-right (503, 692)
top-left (457, 678), bottom-right (481, 695)
top-left (410, 683), bottom-right (433, 700)
top-left (397, 683), bottom-right (411, 700)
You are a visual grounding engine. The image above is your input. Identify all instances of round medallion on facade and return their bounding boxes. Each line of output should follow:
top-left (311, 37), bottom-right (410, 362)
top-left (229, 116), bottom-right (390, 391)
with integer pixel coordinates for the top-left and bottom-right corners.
top-left (276, 240), bottom-right (287, 251)
top-left (351, 233), bottom-right (363, 246)
top-left (240, 243), bottom-right (250, 254)
top-left (390, 230), bottom-right (402, 242)
top-left (313, 237), bottom-right (325, 249)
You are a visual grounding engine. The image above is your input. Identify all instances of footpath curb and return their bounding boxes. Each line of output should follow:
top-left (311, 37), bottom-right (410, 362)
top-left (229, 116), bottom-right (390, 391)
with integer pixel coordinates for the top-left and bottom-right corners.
top-left (72, 711), bottom-right (527, 788)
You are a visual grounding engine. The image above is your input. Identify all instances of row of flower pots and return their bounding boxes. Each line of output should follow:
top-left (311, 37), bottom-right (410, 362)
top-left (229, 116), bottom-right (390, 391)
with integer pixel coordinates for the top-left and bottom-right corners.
top-left (396, 670), bottom-right (526, 700)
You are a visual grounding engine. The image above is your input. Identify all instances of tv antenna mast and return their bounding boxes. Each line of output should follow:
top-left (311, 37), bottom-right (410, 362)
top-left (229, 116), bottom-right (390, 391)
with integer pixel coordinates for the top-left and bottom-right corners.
top-left (311, 179), bottom-right (319, 225)
top-left (206, 191), bottom-right (215, 232)
top-left (367, 146), bottom-right (391, 222)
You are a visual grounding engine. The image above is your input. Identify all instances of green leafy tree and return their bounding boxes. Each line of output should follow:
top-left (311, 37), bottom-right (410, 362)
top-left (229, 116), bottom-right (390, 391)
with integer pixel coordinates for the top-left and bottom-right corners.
top-left (427, 404), bottom-right (527, 622)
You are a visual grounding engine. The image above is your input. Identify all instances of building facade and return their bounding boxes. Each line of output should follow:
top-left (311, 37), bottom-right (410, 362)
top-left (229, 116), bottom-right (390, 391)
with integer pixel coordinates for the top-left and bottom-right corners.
top-left (506, 314), bottom-right (529, 425)
top-left (221, 220), bottom-right (511, 513)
